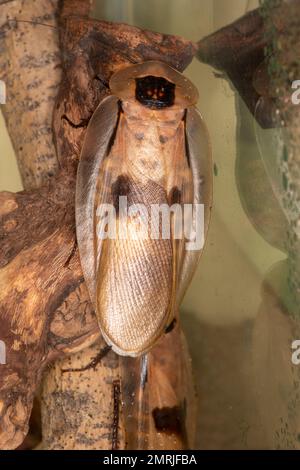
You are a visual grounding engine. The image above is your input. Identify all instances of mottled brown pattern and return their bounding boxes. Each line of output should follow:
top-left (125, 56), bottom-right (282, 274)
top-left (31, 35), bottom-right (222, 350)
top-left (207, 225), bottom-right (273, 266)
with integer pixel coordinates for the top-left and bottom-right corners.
top-left (0, 0), bottom-right (61, 189)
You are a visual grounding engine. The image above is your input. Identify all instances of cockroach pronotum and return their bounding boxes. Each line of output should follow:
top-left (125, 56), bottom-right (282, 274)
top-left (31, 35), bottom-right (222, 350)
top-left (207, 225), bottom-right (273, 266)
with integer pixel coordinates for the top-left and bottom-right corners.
top-left (76, 60), bottom-right (212, 357)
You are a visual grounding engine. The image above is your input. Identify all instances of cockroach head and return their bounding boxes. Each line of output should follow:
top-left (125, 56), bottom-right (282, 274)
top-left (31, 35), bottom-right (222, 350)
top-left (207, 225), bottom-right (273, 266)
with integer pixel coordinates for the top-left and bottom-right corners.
top-left (109, 61), bottom-right (198, 109)
top-left (135, 75), bottom-right (175, 109)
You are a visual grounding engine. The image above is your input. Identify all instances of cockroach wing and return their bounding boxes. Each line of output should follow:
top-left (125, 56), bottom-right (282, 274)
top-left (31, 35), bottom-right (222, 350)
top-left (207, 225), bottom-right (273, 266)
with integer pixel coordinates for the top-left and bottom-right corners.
top-left (76, 95), bottom-right (120, 304)
top-left (96, 172), bottom-right (174, 357)
top-left (177, 107), bottom-right (212, 304)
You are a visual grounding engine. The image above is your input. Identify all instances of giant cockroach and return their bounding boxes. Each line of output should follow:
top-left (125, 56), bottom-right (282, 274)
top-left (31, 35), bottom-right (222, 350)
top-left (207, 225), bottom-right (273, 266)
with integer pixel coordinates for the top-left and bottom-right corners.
top-left (76, 60), bottom-right (212, 357)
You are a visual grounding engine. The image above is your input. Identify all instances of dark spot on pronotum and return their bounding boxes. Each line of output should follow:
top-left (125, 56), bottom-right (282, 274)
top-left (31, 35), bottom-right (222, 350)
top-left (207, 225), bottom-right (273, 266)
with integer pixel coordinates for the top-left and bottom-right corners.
top-left (159, 135), bottom-right (168, 144)
top-left (112, 379), bottom-right (120, 450)
top-left (152, 406), bottom-right (185, 438)
top-left (168, 186), bottom-right (181, 205)
top-left (213, 163), bottom-right (218, 176)
top-left (111, 174), bottom-right (131, 215)
top-left (165, 318), bottom-right (177, 334)
top-left (135, 75), bottom-right (175, 109)
top-left (134, 132), bottom-right (144, 141)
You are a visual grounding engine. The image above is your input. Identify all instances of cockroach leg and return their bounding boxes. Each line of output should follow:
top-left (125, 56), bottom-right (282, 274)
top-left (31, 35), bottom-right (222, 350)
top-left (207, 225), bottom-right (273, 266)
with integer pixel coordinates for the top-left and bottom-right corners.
top-left (61, 114), bottom-right (91, 129)
top-left (94, 75), bottom-right (110, 89)
top-left (111, 379), bottom-right (121, 450)
top-left (61, 345), bottom-right (111, 373)
top-left (165, 318), bottom-right (177, 334)
top-left (64, 239), bottom-right (77, 268)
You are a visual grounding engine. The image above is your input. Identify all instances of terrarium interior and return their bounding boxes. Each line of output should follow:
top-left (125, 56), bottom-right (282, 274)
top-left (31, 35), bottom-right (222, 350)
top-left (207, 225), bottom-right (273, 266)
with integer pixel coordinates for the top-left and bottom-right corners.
top-left (0, 0), bottom-right (299, 450)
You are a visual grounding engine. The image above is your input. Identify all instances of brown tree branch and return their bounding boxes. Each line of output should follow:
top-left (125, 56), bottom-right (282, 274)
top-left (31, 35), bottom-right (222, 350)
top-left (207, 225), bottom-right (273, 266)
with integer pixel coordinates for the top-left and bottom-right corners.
top-left (0, 0), bottom-right (61, 189)
top-left (197, 7), bottom-right (276, 128)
